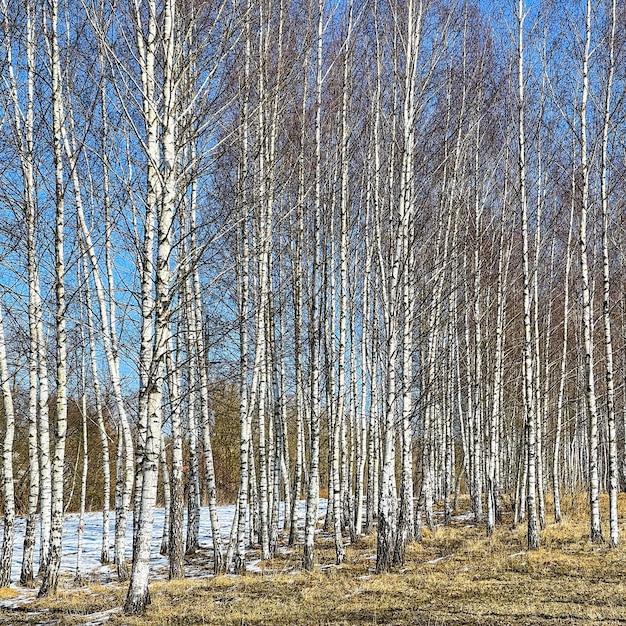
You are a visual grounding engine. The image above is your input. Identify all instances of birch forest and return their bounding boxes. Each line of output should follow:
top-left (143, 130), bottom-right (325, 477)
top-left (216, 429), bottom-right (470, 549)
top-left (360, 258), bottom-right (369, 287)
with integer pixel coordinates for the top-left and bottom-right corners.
top-left (0, 0), bottom-right (625, 619)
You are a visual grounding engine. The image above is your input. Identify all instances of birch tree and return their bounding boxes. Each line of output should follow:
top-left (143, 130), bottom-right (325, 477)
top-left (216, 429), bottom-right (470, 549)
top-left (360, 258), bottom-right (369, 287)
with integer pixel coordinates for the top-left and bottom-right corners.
top-left (517, 0), bottom-right (539, 552)
top-left (38, 0), bottom-right (70, 596)
top-left (302, 0), bottom-right (324, 573)
top-left (74, 297), bottom-right (89, 584)
top-left (600, 0), bottom-right (618, 548)
top-left (394, 0), bottom-right (423, 565)
top-left (231, 0), bottom-right (254, 572)
top-left (578, 0), bottom-right (602, 544)
top-left (85, 268), bottom-right (111, 564)
top-left (552, 185), bottom-right (575, 525)
top-left (0, 301), bottom-right (15, 588)
top-left (125, 0), bottom-right (176, 612)
top-left (166, 337), bottom-right (185, 579)
top-left (3, 0), bottom-right (49, 586)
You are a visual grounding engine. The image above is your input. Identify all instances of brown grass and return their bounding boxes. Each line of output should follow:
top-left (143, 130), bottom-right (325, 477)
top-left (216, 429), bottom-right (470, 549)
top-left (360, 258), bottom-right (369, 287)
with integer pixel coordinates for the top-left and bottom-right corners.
top-left (0, 589), bottom-right (20, 601)
top-left (3, 494), bottom-right (626, 625)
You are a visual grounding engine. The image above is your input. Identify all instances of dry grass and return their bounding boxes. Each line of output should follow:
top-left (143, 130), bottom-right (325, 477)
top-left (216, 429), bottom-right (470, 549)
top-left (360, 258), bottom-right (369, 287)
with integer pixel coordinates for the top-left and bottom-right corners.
top-left (0, 588), bottom-right (20, 601)
top-left (3, 494), bottom-right (626, 625)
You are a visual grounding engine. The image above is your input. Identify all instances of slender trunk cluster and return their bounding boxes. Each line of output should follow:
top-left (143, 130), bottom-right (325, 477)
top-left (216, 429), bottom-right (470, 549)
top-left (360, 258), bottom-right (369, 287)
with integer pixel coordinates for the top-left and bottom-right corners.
top-left (0, 0), bottom-right (623, 607)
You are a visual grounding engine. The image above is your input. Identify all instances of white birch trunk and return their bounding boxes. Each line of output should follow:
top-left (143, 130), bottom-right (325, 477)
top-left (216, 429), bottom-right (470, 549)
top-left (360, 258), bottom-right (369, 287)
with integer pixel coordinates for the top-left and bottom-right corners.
top-left (125, 0), bottom-right (175, 612)
top-left (328, 0), bottom-right (355, 565)
top-left (288, 86), bottom-right (307, 543)
top-left (487, 218), bottom-right (508, 537)
top-left (553, 190), bottom-right (574, 524)
top-left (202, 406), bottom-right (225, 573)
top-left (234, 190), bottom-right (251, 571)
top-left (302, 0), bottom-right (324, 573)
top-left (4, 0), bottom-right (44, 585)
top-left (167, 340), bottom-right (184, 579)
top-left (132, 0), bottom-right (159, 565)
top-left (355, 202), bottom-right (372, 538)
top-left (190, 246), bottom-right (224, 572)
top-left (532, 138), bottom-right (545, 533)
top-left (517, 0), bottom-right (539, 551)
top-left (185, 365), bottom-right (201, 555)
top-left (470, 112), bottom-right (484, 526)
top-left (579, 0), bottom-right (602, 544)
top-left (0, 301), bottom-right (15, 588)
top-left (601, 0), bottom-right (618, 548)
top-left (39, 0), bottom-right (68, 594)
top-left (232, 0), bottom-right (253, 569)
top-left (85, 275), bottom-right (111, 564)
top-left (74, 337), bottom-right (88, 584)
top-left (278, 316), bottom-right (292, 535)
top-left (159, 439), bottom-right (171, 556)
top-left (395, 0), bottom-right (422, 565)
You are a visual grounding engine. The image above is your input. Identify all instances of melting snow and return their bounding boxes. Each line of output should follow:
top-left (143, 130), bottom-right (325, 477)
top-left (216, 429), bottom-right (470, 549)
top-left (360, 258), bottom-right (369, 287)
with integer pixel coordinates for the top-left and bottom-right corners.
top-left (0, 499), bottom-right (327, 588)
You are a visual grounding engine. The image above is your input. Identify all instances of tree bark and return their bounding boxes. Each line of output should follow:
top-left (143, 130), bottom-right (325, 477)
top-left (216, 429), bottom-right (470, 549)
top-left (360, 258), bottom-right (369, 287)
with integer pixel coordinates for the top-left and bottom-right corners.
top-left (579, 0), bottom-right (602, 545)
top-left (0, 301), bottom-right (16, 588)
top-left (39, 0), bottom-right (69, 594)
top-left (517, 0), bottom-right (539, 552)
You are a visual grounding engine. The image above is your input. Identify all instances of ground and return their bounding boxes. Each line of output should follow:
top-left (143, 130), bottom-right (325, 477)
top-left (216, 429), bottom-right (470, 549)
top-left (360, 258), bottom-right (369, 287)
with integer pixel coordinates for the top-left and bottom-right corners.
top-left (1, 493), bottom-right (626, 625)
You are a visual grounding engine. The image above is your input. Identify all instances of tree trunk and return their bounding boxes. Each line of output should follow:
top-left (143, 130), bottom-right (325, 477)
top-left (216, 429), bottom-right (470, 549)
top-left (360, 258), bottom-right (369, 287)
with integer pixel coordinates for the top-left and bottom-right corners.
top-left (0, 302), bottom-right (16, 588)
top-left (302, 0), bottom-right (324, 573)
top-left (39, 0), bottom-right (68, 594)
top-left (74, 339), bottom-right (89, 585)
top-left (160, 440), bottom-right (171, 557)
top-left (579, 0), bottom-right (602, 545)
top-left (600, 0), bottom-right (618, 548)
top-left (167, 342), bottom-right (185, 580)
top-left (125, 0), bottom-right (175, 613)
top-left (517, 0), bottom-right (539, 552)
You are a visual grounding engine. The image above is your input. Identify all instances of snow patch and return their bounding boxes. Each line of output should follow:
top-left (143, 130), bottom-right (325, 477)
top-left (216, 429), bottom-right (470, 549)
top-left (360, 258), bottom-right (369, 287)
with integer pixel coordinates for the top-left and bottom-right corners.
top-left (426, 555), bottom-right (450, 564)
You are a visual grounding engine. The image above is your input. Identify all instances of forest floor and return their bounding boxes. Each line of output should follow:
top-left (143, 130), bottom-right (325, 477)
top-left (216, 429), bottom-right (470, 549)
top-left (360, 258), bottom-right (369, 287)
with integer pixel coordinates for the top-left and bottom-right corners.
top-left (2, 493), bottom-right (626, 625)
